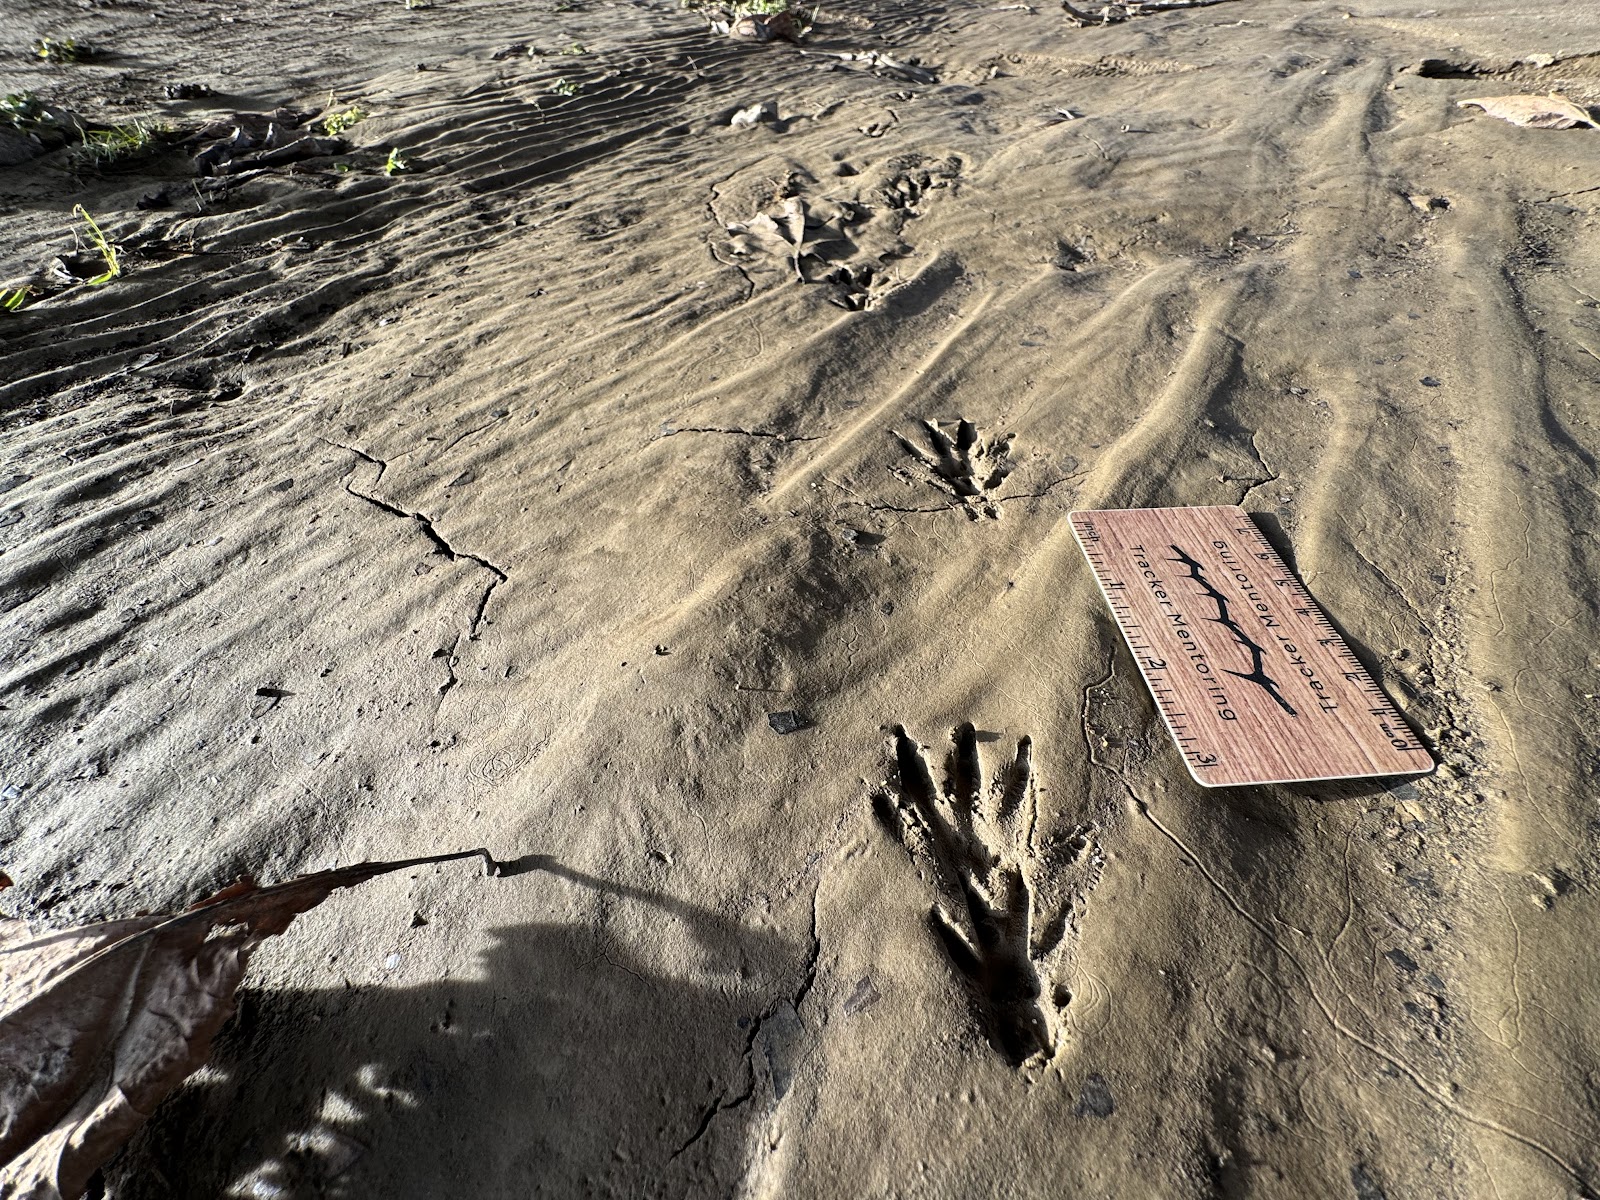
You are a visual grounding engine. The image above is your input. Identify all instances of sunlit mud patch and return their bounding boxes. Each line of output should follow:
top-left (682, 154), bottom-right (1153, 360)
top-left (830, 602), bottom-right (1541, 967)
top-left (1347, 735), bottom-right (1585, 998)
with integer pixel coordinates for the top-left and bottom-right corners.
top-left (225, 1070), bottom-right (404, 1198)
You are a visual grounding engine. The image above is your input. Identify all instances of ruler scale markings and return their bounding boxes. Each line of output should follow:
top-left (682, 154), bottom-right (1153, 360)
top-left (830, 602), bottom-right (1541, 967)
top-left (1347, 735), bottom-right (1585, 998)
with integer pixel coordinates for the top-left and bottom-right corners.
top-left (1070, 505), bottom-right (1433, 787)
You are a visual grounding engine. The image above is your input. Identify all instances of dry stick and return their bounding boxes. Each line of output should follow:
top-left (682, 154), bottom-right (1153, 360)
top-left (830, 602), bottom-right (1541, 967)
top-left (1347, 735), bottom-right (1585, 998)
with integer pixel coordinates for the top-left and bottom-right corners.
top-left (1075, 131), bottom-right (1110, 159)
top-left (1062, 0), bottom-right (1237, 23)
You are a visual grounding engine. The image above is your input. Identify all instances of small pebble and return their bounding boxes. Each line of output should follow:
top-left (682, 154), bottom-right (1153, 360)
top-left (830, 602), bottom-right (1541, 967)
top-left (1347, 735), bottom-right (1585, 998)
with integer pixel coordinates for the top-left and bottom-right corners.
top-left (768, 710), bottom-right (807, 735)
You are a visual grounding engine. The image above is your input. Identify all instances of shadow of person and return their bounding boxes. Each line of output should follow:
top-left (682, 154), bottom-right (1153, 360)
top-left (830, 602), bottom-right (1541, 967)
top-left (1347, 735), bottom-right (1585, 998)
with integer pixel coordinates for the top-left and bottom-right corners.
top-left (109, 862), bottom-right (808, 1198)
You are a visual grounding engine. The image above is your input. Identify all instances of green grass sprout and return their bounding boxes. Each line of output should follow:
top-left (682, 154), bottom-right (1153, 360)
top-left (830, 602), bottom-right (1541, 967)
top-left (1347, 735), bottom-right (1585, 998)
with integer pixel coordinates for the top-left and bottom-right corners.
top-left (3, 92), bottom-right (53, 133)
top-left (78, 119), bottom-right (167, 167)
top-left (71, 204), bottom-right (120, 286)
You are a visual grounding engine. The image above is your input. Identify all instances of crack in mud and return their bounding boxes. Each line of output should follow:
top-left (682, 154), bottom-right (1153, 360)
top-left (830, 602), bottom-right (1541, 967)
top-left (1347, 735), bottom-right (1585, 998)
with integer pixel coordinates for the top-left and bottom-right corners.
top-left (669, 884), bottom-right (822, 1160)
top-left (663, 425), bottom-right (821, 443)
top-left (1237, 432), bottom-right (1281, 509)
top-left (322, 438), bottom-right (509, 640)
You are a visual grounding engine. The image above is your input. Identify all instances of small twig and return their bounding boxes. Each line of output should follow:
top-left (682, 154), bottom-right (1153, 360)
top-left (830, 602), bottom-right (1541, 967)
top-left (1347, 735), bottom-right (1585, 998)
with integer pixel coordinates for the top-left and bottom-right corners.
top-left (1062, 0), bottom-right (1238, 23)
top-left (1075, 131), bottom-right (1110, 159)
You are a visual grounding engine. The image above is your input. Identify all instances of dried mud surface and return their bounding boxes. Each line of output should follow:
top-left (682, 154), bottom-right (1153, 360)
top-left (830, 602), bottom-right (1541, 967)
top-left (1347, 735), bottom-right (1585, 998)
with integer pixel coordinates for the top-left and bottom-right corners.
top-left (4, 0), bottom-right (1600, 1196)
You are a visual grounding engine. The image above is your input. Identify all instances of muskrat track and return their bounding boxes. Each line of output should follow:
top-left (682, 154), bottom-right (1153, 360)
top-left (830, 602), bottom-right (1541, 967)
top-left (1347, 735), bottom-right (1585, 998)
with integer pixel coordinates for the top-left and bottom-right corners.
top-left (874, 723), bottom-right (1100, 1065)
top-left (709, 154), bottom-right (960, 309)
top-left (893, 418), bottom-right (1016, 519)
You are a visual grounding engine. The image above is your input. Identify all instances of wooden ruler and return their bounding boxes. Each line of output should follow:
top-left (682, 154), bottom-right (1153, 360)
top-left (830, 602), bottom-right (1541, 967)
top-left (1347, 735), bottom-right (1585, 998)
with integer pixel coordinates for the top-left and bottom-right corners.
top-left (1070, 506), bottom-right (1433, 787)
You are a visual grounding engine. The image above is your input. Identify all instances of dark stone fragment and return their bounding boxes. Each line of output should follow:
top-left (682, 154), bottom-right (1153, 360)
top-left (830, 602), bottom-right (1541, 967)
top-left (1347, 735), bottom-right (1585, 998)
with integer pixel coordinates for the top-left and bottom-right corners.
top-left (767, 710), bottom-right (808, 735)
top-left (1075, 1073), bottom-right (1114, 1118)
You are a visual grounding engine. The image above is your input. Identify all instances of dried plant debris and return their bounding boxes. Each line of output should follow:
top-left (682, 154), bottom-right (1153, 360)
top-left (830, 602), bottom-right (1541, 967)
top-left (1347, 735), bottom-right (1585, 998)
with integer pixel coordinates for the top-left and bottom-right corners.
top-left (727, 195), bottom-right (839, 282)
top-left (682, 0), bottom-right (812, 43)
top-left (0, 849), bottom-right (496, 1200)
top-left (729, 8), bottom-right (807, 41)
top-left (729, 100), bottom-right (779, 127)
top-left (721, 188), bottom-right (881, 295)
top-left (163, 82), bottom-right (214, 101)
top-left (824, 50), bottom-right (937, 85)
top-left (726, 197), bottom-right (883, 307)
top-left (1457, 93), bottom-right (1597, 130)
top-left (1061, 0), bottom-right (1238, 25)
top-left (189, 107), bottom-right (346, 176)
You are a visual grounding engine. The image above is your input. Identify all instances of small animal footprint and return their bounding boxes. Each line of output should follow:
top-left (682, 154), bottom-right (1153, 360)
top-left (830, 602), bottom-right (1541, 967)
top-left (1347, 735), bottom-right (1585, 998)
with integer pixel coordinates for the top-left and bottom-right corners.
top-left (893, 419), bottom-right (1015, 519)
top-left (874, 723), bottom-right (1096, 1064)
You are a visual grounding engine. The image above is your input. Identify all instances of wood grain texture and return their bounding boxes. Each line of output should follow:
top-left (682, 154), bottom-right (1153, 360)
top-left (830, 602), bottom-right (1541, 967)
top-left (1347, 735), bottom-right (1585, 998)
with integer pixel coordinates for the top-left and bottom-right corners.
top-left (1070, 506), bottom-right (1433, 787)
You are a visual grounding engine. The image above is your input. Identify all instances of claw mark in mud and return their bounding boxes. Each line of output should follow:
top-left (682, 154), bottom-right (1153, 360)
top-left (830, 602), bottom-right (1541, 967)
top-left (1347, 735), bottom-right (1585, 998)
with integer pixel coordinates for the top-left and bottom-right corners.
top-left (322, 439), bottom-right (509, 640)
top-left (874, 724), bottom-right (1099, 1065)
top-left (1167, 544), bottom-right (1297, 715)
top-left (893, 419), bottom-right (1015, 519)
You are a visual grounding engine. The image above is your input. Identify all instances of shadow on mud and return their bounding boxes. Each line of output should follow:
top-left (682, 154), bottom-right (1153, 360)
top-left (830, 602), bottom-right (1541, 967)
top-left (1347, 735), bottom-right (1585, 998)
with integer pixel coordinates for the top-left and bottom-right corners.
top-left (110, 860), bottom-right (801, 1198)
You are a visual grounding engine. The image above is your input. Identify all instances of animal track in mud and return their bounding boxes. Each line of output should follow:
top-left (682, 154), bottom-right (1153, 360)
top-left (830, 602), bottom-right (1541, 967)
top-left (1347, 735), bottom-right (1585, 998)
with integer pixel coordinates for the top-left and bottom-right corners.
top-left (874, 723), bottom-right (1101, 1065)
top-left (893, 418), bottom-right (1015, 519)
top-left (710, 154), bottom-right (960, 309)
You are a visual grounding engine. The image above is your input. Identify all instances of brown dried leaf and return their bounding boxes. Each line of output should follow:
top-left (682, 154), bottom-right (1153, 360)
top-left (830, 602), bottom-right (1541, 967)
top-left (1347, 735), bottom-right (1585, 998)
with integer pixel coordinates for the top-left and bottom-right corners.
top-left (727, 208), bottom-right (806, 282)
top-left (723, 9), bottom-right (805, 42)
top-left (1457, 93), bottom-right (1598, 130)
top-left (724, 195), bottom-right (858, 286)
top-left (0, 848), bottom-right (495, 1199)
